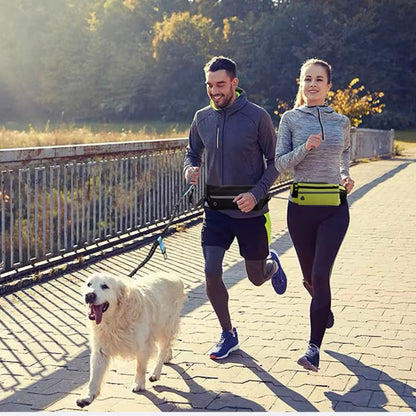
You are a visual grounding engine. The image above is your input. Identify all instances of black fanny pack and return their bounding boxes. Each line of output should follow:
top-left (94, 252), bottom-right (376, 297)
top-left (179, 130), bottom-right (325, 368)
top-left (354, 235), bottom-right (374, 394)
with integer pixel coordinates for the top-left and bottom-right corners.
top-left (205, 184), bottom-right (271, 211)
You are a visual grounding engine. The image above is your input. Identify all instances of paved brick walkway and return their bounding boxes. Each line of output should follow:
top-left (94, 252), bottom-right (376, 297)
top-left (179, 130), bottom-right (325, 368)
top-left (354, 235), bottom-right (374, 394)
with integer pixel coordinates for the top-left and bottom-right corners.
top-left (0, 149), bottom-right (415, 413)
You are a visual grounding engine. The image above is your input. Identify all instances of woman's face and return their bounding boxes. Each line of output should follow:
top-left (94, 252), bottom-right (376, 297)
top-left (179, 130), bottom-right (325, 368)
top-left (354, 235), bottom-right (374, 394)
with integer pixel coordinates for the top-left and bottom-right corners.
top-left (301, 64), bottom-right (331, 106)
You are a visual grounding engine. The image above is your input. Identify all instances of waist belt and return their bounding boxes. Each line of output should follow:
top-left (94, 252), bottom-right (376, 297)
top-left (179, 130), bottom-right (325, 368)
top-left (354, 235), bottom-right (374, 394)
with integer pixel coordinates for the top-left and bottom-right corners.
top-left (290, 182), bottom-right (346, 206)
top-left (205, 184), bottom-right (271, 210)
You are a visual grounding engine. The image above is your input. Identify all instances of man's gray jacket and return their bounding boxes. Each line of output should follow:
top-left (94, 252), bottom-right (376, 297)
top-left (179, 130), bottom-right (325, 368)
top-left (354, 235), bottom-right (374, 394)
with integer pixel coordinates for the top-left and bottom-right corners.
top-left (184, 88), bottom-right (279, 218)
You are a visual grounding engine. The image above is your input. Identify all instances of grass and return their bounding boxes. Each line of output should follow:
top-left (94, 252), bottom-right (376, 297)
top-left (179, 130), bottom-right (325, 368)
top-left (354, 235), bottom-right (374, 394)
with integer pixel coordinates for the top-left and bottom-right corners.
top-left (393, 130), bottom-right (416, 155)
top-left (1, 122), bottom-right (415, 152)
top-left (0, 121), bottom-right (189, 149)
top-left (394, 130), bottom-right (416, 150)
top-left (394, 130), bottom-right (416, 143)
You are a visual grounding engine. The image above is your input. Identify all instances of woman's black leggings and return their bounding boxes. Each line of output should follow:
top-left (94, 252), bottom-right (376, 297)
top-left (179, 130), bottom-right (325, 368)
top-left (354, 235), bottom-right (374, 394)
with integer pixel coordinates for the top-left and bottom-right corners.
top-left (287, 201), bottom-right (350, 348)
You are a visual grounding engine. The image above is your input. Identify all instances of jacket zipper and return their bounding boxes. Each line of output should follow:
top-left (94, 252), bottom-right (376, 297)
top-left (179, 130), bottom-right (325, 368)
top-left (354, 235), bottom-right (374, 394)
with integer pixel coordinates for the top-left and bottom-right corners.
top-left (317, 107), bottom-right (325, 141)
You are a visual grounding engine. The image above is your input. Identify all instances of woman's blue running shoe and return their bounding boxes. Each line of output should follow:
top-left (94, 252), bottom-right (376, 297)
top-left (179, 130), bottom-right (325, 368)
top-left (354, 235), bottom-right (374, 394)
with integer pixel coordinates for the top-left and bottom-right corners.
top-left (297, 343), bottom-right (320, 372)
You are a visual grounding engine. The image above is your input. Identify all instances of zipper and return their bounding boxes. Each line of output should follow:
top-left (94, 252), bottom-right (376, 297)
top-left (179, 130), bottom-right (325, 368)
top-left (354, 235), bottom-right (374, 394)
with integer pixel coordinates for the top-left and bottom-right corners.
top-left (210, 194), bottom-right (235, 199)
top-left (317, 107), bottom-right (325, 141)
top-left (292, 182), bottom-right (339, 198)
top-left (296, 184), bottom-right (338, 189)
top-left (216, 126), bottom-right (220, 149)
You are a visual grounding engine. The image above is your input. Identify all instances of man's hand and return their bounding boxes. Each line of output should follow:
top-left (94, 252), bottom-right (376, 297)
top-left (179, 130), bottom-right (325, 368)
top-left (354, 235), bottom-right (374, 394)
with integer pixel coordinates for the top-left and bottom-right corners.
top-left (233, 192), bottom-right (256, 213)
top-left (185, 167), bottom-right (200, 185)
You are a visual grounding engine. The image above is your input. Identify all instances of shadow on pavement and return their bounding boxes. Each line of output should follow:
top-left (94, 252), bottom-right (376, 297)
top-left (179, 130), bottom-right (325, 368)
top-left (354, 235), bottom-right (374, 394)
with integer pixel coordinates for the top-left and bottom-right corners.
top-left (0, 157), bottom-right (413, 411)
top-left (325, 350), bottom-right (416, 411)
top-left (148, 361), bottom-right (266, 411)
top-left (208, 351), bottom-right (318, 412)
top-left (149, 361), bottom-right (269, 412)
top-left (347, 161), bottom-right (411, 205)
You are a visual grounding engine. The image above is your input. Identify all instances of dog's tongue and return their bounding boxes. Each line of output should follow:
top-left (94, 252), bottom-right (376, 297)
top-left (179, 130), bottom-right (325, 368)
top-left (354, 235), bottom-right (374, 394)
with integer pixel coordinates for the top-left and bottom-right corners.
top-left (89, 304), bottom-right (104, 324)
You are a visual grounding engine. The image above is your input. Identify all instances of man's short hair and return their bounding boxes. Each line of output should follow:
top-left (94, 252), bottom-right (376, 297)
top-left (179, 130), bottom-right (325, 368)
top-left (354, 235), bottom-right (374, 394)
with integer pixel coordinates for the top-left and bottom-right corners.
top-left (204, 56), bottom-right (237, 79)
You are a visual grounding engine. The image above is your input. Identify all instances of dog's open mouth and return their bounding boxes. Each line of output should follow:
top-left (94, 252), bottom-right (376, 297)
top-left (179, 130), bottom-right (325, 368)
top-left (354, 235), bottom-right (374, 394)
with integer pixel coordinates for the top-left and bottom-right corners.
top-left (88, 302), bottom-right (109, 325)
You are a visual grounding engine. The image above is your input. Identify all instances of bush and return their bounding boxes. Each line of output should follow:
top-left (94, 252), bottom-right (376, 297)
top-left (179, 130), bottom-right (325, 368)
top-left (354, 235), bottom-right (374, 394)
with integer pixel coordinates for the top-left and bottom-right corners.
top-left (327, 78), bottom-right (385, 127)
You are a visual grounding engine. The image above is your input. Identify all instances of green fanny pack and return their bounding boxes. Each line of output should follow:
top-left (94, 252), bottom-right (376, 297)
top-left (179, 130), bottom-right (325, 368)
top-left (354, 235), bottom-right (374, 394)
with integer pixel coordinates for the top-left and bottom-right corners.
top-left (290, 182), bottom-right (346, 206)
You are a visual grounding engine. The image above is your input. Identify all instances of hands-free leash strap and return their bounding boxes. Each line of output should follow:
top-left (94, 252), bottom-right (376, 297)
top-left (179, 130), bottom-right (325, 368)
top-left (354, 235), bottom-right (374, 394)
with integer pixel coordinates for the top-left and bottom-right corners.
top-left (128, 172), bottom-right (197, 277)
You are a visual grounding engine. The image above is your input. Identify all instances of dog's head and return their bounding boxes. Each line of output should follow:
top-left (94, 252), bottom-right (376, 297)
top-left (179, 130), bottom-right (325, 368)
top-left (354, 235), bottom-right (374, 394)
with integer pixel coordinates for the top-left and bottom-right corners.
top-left (82, 273), bottom-right (124, 325)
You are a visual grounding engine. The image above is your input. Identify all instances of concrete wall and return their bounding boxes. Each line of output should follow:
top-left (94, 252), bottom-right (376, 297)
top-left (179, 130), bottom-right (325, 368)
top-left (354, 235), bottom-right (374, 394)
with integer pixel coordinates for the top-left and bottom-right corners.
top-left (350, 127), bottom-right (394, 161)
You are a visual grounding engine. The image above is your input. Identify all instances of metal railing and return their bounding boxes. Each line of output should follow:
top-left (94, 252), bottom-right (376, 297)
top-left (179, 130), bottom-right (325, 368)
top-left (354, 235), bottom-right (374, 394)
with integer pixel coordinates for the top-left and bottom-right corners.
top-left (0, 127), bottom-right (394, 285)
top-left (0, 139), bottom-right (206, 283)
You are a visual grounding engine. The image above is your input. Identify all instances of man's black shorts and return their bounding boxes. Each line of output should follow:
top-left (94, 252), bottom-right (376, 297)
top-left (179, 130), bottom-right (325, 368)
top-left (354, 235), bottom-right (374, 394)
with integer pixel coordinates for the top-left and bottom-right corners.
top-left (201, 208), bottom-right (270, 260)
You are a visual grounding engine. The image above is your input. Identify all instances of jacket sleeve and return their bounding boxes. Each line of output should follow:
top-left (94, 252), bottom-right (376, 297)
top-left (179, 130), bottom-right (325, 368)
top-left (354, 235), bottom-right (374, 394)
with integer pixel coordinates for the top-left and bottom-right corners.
top-left (275, 111), bottom-right (309, 173)
top-left (250, 111), bottom-right (279, 203)
top-left (183, 114), bottom-right (204, 174)
top-left (340, 116), bottom-right (351, 179)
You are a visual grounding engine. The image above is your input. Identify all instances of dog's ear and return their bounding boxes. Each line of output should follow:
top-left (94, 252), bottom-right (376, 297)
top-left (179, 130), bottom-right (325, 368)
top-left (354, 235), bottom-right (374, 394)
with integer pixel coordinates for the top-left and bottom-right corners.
top-left (115, 280), bottom-right (128, 306)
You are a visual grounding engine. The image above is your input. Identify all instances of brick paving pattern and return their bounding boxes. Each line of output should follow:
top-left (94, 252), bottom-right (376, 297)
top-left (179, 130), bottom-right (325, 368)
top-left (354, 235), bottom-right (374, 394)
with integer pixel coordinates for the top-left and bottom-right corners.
top-left (0, 149), bottom-right (415, 412)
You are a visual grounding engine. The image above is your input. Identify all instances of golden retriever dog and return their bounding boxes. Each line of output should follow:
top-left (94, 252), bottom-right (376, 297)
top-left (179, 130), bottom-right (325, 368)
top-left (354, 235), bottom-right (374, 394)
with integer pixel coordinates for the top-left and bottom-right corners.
top-left (76, 271), bottom-right (185, 408)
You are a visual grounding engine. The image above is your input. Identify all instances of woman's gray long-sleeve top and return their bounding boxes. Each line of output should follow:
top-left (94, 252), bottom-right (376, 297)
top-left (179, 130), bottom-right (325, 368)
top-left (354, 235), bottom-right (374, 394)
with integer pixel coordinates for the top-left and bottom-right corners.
top-left (275, 105), bottom-right (351, 184)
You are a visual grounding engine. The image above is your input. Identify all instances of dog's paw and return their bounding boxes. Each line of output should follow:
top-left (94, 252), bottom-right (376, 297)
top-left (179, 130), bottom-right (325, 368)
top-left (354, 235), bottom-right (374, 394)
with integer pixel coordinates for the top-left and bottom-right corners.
top-left (131, 381), bottom-right (146, 392)
top-left (76, 397), bottom-right (93, 408)
top-left (149, 374), bottom-right (160, 382)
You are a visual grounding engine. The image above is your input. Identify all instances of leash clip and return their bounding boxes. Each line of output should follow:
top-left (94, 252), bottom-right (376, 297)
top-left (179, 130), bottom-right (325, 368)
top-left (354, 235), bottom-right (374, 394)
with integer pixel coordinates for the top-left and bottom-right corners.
top-left (157, 236), bottom-right (168, 260)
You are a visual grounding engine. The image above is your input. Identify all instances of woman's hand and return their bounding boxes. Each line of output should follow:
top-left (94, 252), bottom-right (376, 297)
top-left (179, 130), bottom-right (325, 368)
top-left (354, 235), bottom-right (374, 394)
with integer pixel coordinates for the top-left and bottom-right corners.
top-left (342, 176), bottom-right (355, 194)
top-left (305, 132), bottom-right (322, 151)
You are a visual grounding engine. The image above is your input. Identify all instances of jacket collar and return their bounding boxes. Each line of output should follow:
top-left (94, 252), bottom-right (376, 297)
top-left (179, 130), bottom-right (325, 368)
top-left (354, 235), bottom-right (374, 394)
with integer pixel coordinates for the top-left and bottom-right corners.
top-left (297, 105), bottom-right (334, 116)
top-left (210, 87), bottom-right (247, 114)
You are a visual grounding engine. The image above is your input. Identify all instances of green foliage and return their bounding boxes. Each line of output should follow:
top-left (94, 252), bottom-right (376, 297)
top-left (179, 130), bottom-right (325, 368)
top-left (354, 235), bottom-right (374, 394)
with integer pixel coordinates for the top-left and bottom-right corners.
top-left (150, 11), bottom-right (223, 120)
top-left (0, 0), bottom-right (415, 128)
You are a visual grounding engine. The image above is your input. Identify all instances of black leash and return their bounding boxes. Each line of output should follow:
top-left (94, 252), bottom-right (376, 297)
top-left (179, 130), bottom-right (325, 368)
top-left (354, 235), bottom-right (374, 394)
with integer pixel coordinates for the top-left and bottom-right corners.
top-left (128, 174), bottom-right (198, 277)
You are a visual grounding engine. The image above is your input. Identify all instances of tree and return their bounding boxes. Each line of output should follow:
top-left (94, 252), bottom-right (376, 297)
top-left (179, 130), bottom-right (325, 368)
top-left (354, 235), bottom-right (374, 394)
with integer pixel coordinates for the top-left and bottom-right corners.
top-left (149, 11), bottom-right (223, 120)
top-left (0, 0), bottom-right (414, 128)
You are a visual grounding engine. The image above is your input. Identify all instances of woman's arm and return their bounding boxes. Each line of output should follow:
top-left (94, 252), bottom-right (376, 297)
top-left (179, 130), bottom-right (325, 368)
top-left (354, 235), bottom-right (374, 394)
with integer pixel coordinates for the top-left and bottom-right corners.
top-left (340, 116), bottom-right (351, 180)
top-left (340, 116), bottom-right (354, 193)
top-left (275, 111), bottom-right (309, 173)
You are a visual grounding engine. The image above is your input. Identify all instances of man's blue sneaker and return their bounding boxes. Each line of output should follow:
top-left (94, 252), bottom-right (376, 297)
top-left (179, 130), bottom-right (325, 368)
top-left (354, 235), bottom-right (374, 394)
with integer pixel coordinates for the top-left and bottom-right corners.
top-left (297, 343), bottom-right (320, 372)
top-left (269, 249), bottom-right (287, 295)
top-left (209, 327), bottom-right (239, 360)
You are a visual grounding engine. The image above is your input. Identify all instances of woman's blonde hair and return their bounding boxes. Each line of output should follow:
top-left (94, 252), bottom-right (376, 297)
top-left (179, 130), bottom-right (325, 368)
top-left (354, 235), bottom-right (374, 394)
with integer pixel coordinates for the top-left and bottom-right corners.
top-left (294, 58), bottom-right (332, 108)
